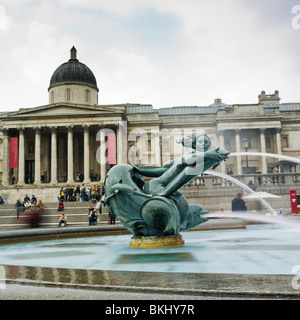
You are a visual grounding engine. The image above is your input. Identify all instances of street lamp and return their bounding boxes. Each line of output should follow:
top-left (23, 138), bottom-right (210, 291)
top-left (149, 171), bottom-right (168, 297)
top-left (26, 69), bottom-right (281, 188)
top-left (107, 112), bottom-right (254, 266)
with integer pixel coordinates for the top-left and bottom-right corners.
top-left (242, 138), bottom-right (250, 174)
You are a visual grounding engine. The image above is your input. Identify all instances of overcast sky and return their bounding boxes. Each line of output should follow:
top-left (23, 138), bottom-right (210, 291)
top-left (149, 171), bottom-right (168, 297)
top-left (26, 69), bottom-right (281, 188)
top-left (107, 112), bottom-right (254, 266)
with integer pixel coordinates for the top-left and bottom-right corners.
top-left (0, 0), bottom-right (300, 112)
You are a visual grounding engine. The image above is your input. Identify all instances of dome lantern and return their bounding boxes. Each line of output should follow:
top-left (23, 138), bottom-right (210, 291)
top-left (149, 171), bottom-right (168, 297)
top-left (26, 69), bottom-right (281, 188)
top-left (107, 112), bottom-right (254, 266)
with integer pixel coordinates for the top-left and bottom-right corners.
top-left (69, 46), bottom-right (78, 62)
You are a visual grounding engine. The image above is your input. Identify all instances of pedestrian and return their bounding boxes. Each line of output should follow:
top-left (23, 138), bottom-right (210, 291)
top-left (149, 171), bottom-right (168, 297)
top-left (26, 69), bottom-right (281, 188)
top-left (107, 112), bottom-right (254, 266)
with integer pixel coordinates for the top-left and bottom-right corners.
top-left (37, 200), bottom-right (44, 209)
top-left (231, 193), bottom-right (247, 212)
top-left (31, 195), bottom-right (37, 204)
top-left (59, 188), bottom-right (64, 202)
top-left (58, 200), bottom-right (64, 211)
top-left (227, 167), bottom-right (233, 175)
top-left (80, 184), bottom-right (86, 201)
top-left (16, 200), bottom-right (22, 218)
top-left (58, 213), bottom-right (67, 227)
top-left (95, 200), bottom-right (102, 214)
top-left (272, 166), bottom-right (279, 184)
top-left (88, 205), bottom-right (93, 225)
top-left (256, 169), bottom-right (262, 185)
top-left (109, 211), bottom-right (116, 225)
top-left (90, 209), bottom-right (97, 226)
top-left (91, 186), bottom-right (97, 204)
top-left (75, 185), bottom-right (80, 202)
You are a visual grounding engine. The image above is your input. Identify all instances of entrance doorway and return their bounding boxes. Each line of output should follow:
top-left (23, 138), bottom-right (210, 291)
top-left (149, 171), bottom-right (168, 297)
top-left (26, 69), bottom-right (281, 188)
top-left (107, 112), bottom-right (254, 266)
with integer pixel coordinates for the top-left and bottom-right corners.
top-left (25, 160), bottom-right (35, 184)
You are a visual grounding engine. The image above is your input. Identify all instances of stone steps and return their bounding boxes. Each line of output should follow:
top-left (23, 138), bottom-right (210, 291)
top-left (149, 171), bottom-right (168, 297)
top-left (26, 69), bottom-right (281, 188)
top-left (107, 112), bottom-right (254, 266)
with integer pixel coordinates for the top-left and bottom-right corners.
top-left (0, 201), bottom-right (115, 230)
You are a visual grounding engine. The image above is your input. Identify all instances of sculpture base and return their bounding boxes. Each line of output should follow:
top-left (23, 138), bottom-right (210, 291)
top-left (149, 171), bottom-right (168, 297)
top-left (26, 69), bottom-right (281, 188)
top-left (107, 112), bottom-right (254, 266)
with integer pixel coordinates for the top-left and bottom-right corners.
top-left (130, 235), bottom-right (185, 248)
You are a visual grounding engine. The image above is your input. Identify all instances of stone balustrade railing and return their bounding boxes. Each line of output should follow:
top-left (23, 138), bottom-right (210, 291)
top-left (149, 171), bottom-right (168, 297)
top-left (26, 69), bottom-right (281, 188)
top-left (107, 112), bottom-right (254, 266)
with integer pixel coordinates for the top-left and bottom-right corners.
top-left (184, 173), bottom-right (300, 189)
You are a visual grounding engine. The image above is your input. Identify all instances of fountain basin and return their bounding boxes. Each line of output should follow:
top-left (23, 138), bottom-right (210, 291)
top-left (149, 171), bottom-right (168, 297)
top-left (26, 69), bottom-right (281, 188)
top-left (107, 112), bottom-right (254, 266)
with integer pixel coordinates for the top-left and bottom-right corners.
top-left (0, 222), bottom-right (299, 275)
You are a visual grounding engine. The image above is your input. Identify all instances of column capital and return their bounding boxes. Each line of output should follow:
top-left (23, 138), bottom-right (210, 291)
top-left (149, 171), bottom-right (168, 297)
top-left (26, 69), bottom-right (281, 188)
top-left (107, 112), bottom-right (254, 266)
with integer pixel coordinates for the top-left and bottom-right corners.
top-left (259, 128), bottom-right (266, 134)
top-left (50, 126), bottom-right (57, 133)
top-left (1, 128), bottom-right (9, 136)
top-left (275, 127), bottom-right (281, 134)
top-left (34, 126), bottom-right (42, 134)
top-left (83, 124), bottom-right (90, 132)
top-left (216, 130), bottom-right (225, 137)
top-left (67, 125), bottom-right (74, 132)
top-left (17, 127), bottom-right (25, 134)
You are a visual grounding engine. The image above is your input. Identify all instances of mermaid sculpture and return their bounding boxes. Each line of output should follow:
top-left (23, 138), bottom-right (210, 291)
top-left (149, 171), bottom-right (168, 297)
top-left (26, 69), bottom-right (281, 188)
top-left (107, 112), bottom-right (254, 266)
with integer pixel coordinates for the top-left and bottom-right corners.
top-left (104, 133), bottom-right (229, 238)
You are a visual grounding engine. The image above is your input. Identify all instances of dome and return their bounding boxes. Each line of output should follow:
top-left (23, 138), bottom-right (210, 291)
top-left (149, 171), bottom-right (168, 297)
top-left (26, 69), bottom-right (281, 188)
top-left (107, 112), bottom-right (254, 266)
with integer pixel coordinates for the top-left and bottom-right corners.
top-left (48, 46), bottom-right (98, 91)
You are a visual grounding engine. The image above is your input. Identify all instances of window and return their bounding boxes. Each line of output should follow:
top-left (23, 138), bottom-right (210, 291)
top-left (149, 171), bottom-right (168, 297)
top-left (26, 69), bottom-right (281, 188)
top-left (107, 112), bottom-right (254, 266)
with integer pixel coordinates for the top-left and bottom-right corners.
top-left (85, 89), bottom-right (90, 103)
top-left (282, 135), bottom-right (289, 148)
top-left (265, 136), bottom-right (271, 149)
top-left (225, 138), bottom-right (231, 151)
top-left (66, 88), bottom-right (71, 102)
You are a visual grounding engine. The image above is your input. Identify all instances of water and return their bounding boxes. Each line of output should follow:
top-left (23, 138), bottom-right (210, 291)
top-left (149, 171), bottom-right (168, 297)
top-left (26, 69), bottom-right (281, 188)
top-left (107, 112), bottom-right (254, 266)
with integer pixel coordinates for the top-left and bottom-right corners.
top-left (230, 151), bottom-right (300, 165)
top-left (0, 223), bottom-right (300, 275)
top-left (204, 211), bottom-right (300, 231)
top-left (206, 170), bottom-right (276, 214)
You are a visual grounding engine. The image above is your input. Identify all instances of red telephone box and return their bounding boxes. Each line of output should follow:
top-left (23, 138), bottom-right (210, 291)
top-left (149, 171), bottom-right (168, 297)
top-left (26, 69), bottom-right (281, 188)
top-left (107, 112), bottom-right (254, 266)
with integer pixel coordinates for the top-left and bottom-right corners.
top-left (290, 190), bottom-right (298, 214)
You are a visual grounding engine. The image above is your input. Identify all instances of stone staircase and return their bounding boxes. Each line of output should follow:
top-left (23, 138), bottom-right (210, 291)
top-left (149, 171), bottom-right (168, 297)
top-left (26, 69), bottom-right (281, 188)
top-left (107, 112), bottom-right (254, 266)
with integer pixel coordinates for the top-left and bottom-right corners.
top-left (0, 201), bottom-right (114, 230)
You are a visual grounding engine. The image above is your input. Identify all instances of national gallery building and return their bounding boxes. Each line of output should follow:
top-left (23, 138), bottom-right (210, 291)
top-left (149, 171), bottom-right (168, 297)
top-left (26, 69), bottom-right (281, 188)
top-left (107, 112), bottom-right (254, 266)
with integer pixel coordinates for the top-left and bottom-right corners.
top-left (1, 47), bottom-right (300, 202)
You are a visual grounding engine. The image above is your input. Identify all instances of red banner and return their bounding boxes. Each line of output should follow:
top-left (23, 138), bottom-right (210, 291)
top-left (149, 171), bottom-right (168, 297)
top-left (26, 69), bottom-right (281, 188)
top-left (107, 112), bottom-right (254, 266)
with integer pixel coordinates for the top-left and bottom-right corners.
top-left (107, 133), bottom-right (116, 165)
top-left (290, 190), bottom-right (298, 214)
top-left (10, 137), bottom-right (18, 168)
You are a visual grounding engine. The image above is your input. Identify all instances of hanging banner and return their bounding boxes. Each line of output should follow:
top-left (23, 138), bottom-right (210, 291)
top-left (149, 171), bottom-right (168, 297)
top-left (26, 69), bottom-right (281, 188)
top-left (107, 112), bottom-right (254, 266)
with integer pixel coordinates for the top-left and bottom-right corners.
top-left (107, 132), bottom-right (116, 165)
top-left (10, 137), bottom-right (18, 168)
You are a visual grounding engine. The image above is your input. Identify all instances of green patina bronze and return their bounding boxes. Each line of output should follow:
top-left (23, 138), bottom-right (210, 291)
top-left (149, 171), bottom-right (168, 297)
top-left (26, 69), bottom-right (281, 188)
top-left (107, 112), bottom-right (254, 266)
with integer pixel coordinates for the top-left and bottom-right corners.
top-left (104, 133), bottom-right (229, 236)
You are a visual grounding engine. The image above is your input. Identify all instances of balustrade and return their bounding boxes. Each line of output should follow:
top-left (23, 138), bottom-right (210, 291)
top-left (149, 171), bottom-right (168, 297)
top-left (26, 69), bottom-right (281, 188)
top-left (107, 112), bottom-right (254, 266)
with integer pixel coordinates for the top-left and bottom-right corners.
top-left (184, 173), bottom-right (300, 189)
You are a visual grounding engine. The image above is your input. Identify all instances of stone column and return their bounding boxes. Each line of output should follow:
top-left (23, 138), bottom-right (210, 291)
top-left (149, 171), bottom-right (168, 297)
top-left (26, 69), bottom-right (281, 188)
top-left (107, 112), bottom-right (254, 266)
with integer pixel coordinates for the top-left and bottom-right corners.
top-left (34, 127), bottom-right (41, 185)
top-left (74, 134), bottom-right (80, 178)
top-left (260, 129), bottom-right (268, 174)
top-left (50, 126), bottom-right (58, 185)
top-left (100, 129), bottom-right (106, 184)
top-left (235, 129), bottom-right (242, 175)
top-left (218, 130), bottom-right (226, 174)
top-left (153, 130), bottom-right (161, 166)
top-left (83, 125), bottom-right (91, 183)
top-left (117, 121), bottom-right (127, 165)
top-left (2, 129), bottom-right (9, 186)
top-left (18, 128), bottom-right (25, 185)
top-left (58, 135), bottom-right (64, 180)
top-left (67, 125), bottom-right (74, 184)
top-left (276, 128), bottom-right (282, 156)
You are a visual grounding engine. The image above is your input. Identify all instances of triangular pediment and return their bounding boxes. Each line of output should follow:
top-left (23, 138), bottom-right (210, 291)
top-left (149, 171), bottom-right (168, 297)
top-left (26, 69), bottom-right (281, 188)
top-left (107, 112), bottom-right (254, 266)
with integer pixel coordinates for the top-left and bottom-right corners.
top-left (1, 103), bottom-right (125, 119)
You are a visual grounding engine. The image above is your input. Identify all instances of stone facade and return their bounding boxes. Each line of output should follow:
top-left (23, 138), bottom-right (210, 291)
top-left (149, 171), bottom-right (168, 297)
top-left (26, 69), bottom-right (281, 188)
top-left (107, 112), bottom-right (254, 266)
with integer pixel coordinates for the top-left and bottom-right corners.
top-left (0, 48), bottom-right (300, 205)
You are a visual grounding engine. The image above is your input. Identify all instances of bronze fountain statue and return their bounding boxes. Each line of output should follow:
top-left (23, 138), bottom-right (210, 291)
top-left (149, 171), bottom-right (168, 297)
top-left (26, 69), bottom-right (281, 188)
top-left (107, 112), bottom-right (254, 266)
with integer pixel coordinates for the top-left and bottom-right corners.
top-left (104, 133), bottom-right (229, 247)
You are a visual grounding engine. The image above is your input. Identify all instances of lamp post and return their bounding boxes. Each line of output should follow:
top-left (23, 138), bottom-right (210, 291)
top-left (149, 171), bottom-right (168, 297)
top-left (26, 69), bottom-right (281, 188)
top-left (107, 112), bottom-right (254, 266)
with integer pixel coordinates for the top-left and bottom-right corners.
top-left (242, 138), bottom-right (250, 174)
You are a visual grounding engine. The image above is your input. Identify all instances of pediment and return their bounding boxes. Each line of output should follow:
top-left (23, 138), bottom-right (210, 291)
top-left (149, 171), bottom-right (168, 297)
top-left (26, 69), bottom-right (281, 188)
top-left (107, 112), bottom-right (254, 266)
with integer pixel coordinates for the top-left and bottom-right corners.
top-left (3, 103), bottom-right (125, 119)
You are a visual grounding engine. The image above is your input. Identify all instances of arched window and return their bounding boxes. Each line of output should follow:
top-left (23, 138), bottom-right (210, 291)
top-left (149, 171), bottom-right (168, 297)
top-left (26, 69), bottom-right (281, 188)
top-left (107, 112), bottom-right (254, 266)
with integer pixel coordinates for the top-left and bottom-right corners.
top-left (85, 89), bottom-right (90, 103)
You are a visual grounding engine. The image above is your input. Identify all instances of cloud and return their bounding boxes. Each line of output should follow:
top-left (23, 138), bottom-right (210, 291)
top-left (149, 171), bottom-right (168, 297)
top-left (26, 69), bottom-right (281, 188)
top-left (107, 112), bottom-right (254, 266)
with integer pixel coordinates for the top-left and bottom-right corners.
top-left (0, 0), bottom-right (299, 112)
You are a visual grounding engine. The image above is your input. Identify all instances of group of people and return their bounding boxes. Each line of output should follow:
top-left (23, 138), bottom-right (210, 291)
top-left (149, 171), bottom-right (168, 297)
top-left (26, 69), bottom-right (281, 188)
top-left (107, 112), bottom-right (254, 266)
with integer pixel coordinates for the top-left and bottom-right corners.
top-left (16, 194), bottom-right (44, 218)
top-left (57, 184), bottom-right (108, 227)
top-left (58, 184), bottom-right (105, 203)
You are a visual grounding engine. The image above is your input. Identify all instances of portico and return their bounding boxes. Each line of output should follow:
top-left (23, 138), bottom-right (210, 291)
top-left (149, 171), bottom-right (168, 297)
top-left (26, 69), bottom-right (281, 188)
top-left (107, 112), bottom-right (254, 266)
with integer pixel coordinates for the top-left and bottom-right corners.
top-left (217, 126), bottom-right (283, 175)
top-left (0, 103), bottom-right (126, 187)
